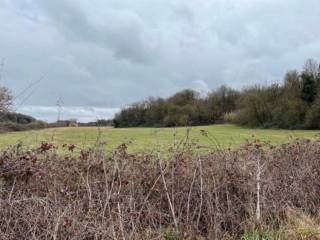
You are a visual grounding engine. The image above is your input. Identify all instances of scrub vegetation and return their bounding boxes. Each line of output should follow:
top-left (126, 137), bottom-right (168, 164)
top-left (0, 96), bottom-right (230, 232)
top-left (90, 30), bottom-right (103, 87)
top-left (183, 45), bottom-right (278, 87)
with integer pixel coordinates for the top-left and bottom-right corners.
top-left (114, 59), bottom-right (320, 129)
top-left (0, 135), bottom-right (320, 239)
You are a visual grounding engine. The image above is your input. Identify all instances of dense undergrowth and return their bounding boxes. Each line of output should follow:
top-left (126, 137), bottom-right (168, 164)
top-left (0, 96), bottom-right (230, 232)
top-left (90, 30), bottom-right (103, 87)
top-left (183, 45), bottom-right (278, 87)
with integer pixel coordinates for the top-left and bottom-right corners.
top-left (0, 134), bottom-right (320, 239)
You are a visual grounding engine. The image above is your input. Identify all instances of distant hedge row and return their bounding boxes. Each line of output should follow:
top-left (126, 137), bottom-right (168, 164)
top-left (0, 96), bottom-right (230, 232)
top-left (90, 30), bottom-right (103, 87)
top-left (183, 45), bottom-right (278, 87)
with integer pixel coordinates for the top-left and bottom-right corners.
top-left (0, 112), bottom-right (47, 132)
top-left (114, 59), bottom-right (320, 129)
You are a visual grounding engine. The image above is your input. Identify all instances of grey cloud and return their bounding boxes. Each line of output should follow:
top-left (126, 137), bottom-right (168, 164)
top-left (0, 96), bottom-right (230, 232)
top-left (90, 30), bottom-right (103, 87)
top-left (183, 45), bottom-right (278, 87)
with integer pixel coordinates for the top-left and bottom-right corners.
top-left (172, 4), bottom-right (195, 24)
top-left (1, 0), bottom-right (320, 121)
top-left (19, 105), bottom-right (120, 122)
top-left (33, 0), bottom-right (157, 63)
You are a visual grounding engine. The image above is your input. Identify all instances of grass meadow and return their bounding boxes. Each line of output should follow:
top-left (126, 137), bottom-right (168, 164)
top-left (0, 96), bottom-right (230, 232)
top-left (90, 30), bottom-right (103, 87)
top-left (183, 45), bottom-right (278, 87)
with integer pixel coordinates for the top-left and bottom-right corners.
top-left (0, 124), bottom-right (319, 153)
top-left (1, 124), bottom-right (320, 239)
top-left (1, 127), bottom-right (320, 239)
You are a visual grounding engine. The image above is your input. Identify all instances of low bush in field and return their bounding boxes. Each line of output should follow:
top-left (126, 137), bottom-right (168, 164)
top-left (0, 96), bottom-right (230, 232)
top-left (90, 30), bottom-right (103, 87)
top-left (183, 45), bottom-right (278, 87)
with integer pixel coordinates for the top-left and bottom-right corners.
top-left (0, 137), bottom-right (320, 239)
top-left (0, 111), bottom-right (47, 132)
top-left (0, 120), bottom-right (47, 132)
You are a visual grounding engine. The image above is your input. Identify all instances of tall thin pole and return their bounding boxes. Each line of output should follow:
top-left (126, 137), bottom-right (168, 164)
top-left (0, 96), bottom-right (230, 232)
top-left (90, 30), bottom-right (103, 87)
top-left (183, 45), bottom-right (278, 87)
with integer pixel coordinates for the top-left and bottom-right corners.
top-left (56, 97), bottom-right (63, 121)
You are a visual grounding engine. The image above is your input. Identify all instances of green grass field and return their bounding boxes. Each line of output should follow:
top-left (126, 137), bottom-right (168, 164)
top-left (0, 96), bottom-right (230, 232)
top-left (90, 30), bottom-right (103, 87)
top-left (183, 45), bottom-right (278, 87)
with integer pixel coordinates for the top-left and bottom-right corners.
top-left (0, 124), bottom-right (319, 153)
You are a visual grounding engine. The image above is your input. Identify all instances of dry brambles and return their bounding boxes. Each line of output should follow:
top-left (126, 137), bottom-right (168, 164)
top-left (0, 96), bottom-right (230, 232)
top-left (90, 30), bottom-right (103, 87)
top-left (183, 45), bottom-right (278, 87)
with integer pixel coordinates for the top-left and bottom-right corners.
top-left (0, 135), bottom-right (320, 239)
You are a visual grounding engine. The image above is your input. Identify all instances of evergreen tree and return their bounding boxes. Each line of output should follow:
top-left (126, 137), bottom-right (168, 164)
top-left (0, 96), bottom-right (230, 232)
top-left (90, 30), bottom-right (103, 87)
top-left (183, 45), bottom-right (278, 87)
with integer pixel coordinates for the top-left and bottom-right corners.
top-left (305, 95), bottom-right (320, 129)
top-left (301, 72), bottom-right (316, 103)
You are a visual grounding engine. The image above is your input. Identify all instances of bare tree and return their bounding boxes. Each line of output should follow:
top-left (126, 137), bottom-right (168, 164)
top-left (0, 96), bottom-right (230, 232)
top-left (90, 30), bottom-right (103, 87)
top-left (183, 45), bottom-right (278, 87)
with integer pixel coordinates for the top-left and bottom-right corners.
top-left (0, 59), bottom-right (13, 112)
top-left (303, 58), bottom-right (318, 78)
top-left (0, 86), bottom-right (13, 112)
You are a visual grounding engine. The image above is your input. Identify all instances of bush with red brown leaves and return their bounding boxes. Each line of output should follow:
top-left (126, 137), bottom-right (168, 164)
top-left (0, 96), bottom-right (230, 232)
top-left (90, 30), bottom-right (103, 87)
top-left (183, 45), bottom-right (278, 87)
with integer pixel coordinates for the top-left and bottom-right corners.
top-left (0, 139), bottom-right (319, 239)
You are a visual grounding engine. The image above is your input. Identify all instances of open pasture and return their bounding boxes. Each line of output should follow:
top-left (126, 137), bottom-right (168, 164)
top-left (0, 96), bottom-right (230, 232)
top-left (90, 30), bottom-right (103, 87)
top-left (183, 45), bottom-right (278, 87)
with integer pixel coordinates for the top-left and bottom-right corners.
top-left (0, 124), bottom-right (319, 153)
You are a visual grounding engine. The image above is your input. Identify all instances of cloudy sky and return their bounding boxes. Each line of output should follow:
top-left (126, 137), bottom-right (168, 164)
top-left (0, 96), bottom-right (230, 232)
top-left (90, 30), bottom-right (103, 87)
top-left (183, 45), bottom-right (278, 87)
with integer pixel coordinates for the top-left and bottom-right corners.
top-left (1, 0), bottom-right (320, 122)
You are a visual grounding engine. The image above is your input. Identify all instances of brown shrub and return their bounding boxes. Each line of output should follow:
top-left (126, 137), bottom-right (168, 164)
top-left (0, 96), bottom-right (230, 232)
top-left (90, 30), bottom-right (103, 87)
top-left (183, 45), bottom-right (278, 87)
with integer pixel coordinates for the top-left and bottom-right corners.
top-left (0, 139), bottom-right (320, 239)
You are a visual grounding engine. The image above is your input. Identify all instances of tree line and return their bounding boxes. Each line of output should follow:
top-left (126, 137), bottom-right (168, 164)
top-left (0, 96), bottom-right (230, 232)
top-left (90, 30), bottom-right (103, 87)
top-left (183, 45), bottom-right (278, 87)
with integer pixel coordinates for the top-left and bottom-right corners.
top-left (0, 86), bottom-right (47, 132)
top-left (114, 59), bottom-right (320, 129)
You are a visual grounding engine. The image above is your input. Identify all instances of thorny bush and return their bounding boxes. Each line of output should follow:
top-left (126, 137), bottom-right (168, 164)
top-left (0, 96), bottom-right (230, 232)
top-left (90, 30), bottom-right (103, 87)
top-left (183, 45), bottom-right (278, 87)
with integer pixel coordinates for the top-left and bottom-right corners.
top-left (0, 138), bottom-right (320, 239)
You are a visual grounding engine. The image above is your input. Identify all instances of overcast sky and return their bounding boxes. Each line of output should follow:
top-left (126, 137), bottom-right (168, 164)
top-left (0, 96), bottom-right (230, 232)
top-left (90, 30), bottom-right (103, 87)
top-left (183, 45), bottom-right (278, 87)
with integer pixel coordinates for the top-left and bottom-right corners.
top-left (1, 0), bottom-right (320, 122)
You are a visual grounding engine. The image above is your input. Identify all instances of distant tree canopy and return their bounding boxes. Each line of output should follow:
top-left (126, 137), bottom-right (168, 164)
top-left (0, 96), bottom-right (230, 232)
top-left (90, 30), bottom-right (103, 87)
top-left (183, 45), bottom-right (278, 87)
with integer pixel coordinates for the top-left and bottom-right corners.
top-left (114, 87), bottom-right (240, 128)
top-left (114, 59), bottom-right (320, 129)
top-left (0, 111), bottom-right (47, 132)
top-left (0, 112), bottom-right (35, 124)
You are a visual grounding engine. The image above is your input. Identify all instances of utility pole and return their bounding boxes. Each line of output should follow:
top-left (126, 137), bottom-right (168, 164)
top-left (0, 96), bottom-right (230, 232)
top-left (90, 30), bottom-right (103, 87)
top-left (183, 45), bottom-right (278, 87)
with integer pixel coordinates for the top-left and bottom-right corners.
top-left (56, 97), bottom-right (64, 122)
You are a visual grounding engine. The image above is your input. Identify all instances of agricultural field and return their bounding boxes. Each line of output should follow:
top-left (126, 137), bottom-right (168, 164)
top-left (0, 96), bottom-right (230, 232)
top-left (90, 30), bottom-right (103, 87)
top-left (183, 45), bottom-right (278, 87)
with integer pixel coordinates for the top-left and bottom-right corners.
top-left (0, 124), bottom-right (319, 153)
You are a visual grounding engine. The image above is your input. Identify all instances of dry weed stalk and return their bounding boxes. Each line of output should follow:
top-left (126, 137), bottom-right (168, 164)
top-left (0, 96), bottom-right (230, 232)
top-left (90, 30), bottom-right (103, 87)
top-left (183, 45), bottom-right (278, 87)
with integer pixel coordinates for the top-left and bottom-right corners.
top-left (0, 138), bottom-right (319, 239)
